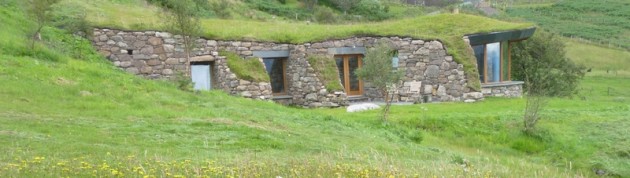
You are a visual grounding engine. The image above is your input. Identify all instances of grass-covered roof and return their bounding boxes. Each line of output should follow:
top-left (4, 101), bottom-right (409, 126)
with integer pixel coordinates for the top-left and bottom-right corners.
top-left (72, 0), bottom-right (533, 90)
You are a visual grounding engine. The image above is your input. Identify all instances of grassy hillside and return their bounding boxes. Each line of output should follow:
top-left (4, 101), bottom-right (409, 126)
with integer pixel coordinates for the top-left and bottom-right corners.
top-left (505, 0), bottom-right (630, 50)
top-left (565, 38), bottom-right (630, 77)
top-left (1, 1), bottom-right (629, 177)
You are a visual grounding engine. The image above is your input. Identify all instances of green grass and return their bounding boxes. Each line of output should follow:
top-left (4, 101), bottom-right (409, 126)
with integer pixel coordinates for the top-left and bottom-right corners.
top-left (2, 1), bottom-right (628, 177)
top-left (307, 55), bottom-right (344, 92)
top-left (506, 0), bottom-right (630, 50)
top-left (565, 38), bottom-right (630, 72)
top-left (221, 51), bottom-right (270, 82)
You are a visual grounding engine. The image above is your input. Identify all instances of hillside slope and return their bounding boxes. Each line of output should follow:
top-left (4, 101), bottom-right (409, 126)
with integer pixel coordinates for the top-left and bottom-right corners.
top-left (1, 1), bottom-right (629, 177)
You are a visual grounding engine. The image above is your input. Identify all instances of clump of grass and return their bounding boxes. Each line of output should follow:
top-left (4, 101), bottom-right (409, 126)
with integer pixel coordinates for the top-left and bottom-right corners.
top-left (307, 55), bottom-right (343, 92)
top-left (221, 51), bottom-right (270, 82)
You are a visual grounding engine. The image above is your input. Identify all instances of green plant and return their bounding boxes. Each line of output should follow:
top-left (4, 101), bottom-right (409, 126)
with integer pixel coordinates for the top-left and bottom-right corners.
top-left (160, 0), bottom-right (202, 77)
top-left (27, 0), bottom-right (60, 49)
top-left (355, 41), bottom-right (403, 122)
top-left (313, 6), bottom-right (337, 24)
top-left (352, 0), bottom-right (391, 21)
top-left (512, 30), bottom-right (585, 133)
top-left (221, 51), bottom-right (270, 82)
top-left (306, 55), bottom-right (343, 91)
top-left (174, 71), bottom-right (193, 91)
top-left (210, 0), bottom-right (231, 19)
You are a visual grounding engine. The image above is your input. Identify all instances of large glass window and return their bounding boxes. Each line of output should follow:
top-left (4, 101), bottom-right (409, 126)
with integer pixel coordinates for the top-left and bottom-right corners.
top-left (263, 58), bottom-right (287, 95)
top-left (472, 42), bottom-right (511, 83)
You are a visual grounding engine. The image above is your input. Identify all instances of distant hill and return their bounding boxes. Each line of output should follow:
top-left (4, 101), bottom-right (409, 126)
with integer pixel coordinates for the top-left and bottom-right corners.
top-left (506, 0), bottom-right (630, 50)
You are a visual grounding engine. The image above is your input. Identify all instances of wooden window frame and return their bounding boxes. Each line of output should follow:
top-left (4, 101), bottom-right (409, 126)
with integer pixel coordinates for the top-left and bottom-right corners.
top-left (482, 42), bottom-right (512, 84)
top-left (335, 54), bottom-right (364, 96)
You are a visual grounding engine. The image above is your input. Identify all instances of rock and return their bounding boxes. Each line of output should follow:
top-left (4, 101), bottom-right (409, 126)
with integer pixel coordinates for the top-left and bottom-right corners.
top-left (148, 37), bottom-right (162, 45)
top-left (424, 85), bottom-right (433, 94)
top-left (241, 91), bottom-right (252, 97)
top-left (147, 59), bottom-right (161, 66)
top-left (156, 32), bottom-right (172, 38)
top-left (79, 91), bottom-right (93, 97)
top-left (239, 80), bottom-right (251, 85)
top-left (112, 35), bottom-right (124, 42)
top-left (117, 42), bottom-right (128, 48)
top-left (165, 58), bottom-right (179, 65)
top-left (308, 102), bottom-right (323, 108)
top-left (126, 68), bottom-right (139, 74)
top-left (133, 54), bottom-right (150, 60)
top-left (305, 93), bottom-right (318, 101)
top-left (347, 103), bottom-right (381, 113)
top-left (163, 45), bottom-right (174, 53)
top-left (318, 89), bottom-right (328, 95)
top-left (437, 86), bottom-right (446, 96)
top-left (162, 69), bottom-right (173, 75)
top-left (140, 46), bottom-right (154, 55)
top-left (120, 61), bottom-right (132, 67)
top-left (425, 65), bottom-right (440, 78)
top-left (464, 99), bottom-right (476, 103)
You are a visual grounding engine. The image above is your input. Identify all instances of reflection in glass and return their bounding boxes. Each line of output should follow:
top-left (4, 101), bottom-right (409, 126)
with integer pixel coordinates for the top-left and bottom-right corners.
top-left (348, 56), bottom-right (359, 91)
top-left (487, 42), bottom-right (501, 82)
top-left (263, 58), bottom-right (286, 94)
top-left (472, 45), bottom-right (485, 82)
top-left (336, 57), bottom-right (345, 90)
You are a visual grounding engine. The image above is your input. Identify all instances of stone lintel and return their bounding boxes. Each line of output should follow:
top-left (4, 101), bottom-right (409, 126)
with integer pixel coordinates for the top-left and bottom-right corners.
top-left (327, 47), bottom-right (366, 55)
top-left (253, 50), bottom-right (290, 58)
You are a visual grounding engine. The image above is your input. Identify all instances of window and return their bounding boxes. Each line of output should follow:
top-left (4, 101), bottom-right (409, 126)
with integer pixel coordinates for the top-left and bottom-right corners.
top-left (391, 50), bottom-right (399, 70)
top-left (335, 54), bottom-right (363, 96)
top-left (191, 62), bottom-right (214, 91)
top-left (263, 58), bottom-right (287, 95)
top-left (472, 42), bottom-right (511, 83)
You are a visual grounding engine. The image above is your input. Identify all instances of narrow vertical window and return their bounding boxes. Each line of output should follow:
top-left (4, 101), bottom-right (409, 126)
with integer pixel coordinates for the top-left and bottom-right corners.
top-left (472, 45), bottom-right (485, 82)
top-left (263, 58), bottom-right (287, 95)
top-left (486, 42), bottom-right (501, 83)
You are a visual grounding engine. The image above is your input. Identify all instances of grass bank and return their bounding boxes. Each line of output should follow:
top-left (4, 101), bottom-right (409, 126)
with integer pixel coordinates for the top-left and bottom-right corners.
top-left (1, 1), bottom-right (628, 177)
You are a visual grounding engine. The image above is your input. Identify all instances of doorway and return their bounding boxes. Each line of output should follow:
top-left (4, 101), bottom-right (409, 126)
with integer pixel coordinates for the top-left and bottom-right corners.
top-left (335, 54), bottom-right (363, 96)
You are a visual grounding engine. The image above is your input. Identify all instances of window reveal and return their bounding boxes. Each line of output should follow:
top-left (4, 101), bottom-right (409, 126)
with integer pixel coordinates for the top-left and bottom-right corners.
top-left (263, 58), bottom-right (288, 95)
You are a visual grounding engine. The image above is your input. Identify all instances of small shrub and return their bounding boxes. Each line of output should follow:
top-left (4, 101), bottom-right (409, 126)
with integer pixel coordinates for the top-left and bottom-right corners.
top-left (352, 0), bottom-right (391, 21)
top-left (511, 136), bottom-right (546, 154)
top-left (313, 6), bottom-right (338, 24)
top-left (174, 72), bottom-right (193, 92)
top-left (221, 51), bottom-right (270, 82)
top-left (210, 0), bottom-right (231, 19)
top-left (306, 55), bottom-right (343, 92)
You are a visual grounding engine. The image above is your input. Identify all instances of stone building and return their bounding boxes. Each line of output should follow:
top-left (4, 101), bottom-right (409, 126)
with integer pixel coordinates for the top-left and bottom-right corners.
top-left (91, 27), bottom-right (534, 107)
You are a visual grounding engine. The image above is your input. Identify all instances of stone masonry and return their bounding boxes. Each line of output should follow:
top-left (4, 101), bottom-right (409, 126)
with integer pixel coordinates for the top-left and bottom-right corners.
top-left (92, 28), bottom-right (484, 107)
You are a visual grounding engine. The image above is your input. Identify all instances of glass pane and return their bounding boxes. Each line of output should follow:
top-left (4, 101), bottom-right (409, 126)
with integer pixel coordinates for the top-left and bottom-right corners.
top-left (502, 42), bottom-right (510, 81)
top-left (348, 56), bottom-right (360, 91)
top-left (263, 58), bottom-right (285, 93)
top-left (191, 64), bottom-right (211, 90)
top-left (487, 42), bottom-right (501, 83)
top-left (335, 57), bottom-right (345, 90)
top-left (472, 45), bottom-right (485, 82)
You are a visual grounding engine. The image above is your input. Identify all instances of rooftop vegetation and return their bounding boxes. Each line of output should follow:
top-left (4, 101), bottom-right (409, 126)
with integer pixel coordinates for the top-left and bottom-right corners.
top-left (306, 55), bottom-right (344, 92)
top-left (75, 0), bottom-right (531, 90)
top-left (221, 51), bottom-right (270, 82)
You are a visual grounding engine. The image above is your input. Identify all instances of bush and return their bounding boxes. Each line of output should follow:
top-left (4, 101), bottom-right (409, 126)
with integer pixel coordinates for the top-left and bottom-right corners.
top-left (512, 30), bottom-right (586, 97)
top-left (221, 51), bottom-right (270, 82)
top-left (306, 55), bottom-right (343, 91)
top-left (313, 6), bottom-right (338, 24)
top-left (352, 0), bottom-right (391, 21)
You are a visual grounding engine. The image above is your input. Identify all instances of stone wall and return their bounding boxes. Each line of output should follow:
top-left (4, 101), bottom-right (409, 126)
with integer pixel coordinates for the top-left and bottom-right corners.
top-left (92, 28), bottom-right (483, 107)
top-left (481, 82), bottom-right (524, 98)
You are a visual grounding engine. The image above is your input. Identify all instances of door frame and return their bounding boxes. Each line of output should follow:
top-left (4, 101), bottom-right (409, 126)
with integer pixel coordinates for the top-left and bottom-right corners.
top-left (336, 54), bottom-right (364, 96)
